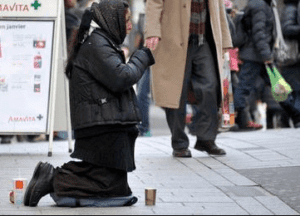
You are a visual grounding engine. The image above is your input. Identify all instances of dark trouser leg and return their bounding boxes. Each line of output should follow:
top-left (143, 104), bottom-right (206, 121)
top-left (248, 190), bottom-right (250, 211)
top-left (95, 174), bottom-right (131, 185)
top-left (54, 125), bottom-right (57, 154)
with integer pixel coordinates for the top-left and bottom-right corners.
top-left (190, 43), bottom-right (219, 141)
top-left (165, 43), bottom-right (194, 151)
top-left (234, 61), bottom-right (263, 127)
top-left (234, 61), bottom-right (263, 110)
top-left (165, 42), bottom-right (219, 149)
top-left (280, 90), bottom-right (300, 126)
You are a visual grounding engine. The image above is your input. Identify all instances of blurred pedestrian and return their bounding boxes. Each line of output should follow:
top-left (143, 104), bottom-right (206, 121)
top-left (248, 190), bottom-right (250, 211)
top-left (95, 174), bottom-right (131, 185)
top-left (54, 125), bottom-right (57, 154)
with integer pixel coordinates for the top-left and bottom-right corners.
top-left (65, 0), bottom-right (81, 40)
top-left (145, 0), bottom-right (232, 157)
top-left (24, 0), bottom-right (155, 207)
top-left (234, 0), bottom-right (275, 131)
top-left (279, 0), bottom-right (300, 128)
top-left (136, 0), bottom-right (152, 137)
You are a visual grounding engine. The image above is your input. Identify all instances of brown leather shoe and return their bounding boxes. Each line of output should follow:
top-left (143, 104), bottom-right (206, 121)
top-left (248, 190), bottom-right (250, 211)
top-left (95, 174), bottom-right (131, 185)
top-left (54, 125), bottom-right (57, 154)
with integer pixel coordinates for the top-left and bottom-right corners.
top-left (195, 140), bottom-right (226, 156)
top-left (172, 149), bottom-right (192, 158)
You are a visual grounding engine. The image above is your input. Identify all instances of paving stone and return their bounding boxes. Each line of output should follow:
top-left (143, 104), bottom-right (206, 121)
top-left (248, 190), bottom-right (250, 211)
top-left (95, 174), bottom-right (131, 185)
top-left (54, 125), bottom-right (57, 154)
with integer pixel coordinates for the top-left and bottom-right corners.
top-left (184, 202), bottom-right (250, 215)
top-left (1, 129), bottom-right (300, 214)
top-left (255, 196), bottom-right (299, 215)
top-left (219, 186), bottom-right (271, 198)
top-left (232, 197), bottom-right (273, 215)
top-left (214, 169), bottom-right (257, 186)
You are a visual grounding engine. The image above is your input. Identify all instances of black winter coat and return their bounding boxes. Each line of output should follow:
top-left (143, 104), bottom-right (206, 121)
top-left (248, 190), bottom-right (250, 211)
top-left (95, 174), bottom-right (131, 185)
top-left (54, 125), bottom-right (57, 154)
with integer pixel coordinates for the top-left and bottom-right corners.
top-left (69, 29), bottom-right (155, 130)
top-left (281, 2), bottom-right (300, 91)
top-left (282, 3), bottom-right (300, 42)
top-left (239, 0), bottom-right (276, 63)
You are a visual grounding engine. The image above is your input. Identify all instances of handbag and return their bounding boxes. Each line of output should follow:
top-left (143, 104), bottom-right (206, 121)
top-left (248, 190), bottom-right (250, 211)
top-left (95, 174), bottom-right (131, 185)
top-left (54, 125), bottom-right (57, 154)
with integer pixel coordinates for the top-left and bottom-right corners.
top-left (265, 63), bottom-right (293, 102)
top-left (272, 0), bottom-right (300, 67)
top-left (274, 39), bottom-right (300, 67)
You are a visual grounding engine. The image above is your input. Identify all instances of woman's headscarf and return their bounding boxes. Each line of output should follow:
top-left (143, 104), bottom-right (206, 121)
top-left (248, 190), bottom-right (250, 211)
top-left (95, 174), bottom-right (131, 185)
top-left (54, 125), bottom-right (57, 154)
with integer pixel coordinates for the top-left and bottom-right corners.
top-left (90, 0), bottom-right (127, 45)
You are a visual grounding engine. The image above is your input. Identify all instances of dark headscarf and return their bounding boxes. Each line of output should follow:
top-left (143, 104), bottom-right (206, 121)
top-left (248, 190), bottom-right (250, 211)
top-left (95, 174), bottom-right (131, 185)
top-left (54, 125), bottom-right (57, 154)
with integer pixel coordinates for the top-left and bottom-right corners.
top-left (91, 0), bottom-right (127, 45)
top-left (264, 0), bottom-right (272, 5)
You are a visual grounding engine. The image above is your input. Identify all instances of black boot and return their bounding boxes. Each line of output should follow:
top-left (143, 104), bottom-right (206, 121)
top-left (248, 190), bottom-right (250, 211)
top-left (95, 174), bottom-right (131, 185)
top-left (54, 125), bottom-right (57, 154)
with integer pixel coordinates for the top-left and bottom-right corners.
top-left (24, 162), bottom-right (55, 207)
top-left (194, 140), bottom-right (226, 156)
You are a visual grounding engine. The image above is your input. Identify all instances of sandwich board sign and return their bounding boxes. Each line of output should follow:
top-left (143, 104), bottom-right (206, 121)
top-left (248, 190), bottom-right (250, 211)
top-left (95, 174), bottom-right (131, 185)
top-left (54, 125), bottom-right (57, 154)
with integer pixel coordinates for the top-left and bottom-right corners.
top-left (0, 0), bottom-right (73, 156)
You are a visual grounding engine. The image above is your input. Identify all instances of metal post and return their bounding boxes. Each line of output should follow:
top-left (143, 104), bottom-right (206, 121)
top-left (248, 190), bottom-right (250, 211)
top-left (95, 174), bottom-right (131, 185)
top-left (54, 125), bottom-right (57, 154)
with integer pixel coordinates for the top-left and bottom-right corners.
top-left (48, 0), bottom-right (63, 157)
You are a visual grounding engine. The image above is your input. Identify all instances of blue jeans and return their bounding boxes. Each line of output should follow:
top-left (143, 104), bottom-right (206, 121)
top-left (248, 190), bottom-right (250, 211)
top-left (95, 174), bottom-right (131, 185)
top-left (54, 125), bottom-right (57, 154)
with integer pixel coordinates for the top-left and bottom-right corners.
top-left (136, 67), bottom-right (150, 134)
top-left (234, 61), bottom-right (269, 110)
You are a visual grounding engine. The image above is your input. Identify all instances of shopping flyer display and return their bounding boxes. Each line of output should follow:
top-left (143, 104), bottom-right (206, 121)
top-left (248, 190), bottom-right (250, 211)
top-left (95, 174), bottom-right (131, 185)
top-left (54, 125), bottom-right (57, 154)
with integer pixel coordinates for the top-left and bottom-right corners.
top-left (0, 20), bottom-right (54, 133)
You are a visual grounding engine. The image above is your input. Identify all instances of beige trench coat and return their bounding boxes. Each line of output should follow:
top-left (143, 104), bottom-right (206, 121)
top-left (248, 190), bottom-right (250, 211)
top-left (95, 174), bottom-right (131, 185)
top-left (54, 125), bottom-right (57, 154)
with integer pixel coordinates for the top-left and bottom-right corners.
top-left (145, 0), bottom-right (233, 109)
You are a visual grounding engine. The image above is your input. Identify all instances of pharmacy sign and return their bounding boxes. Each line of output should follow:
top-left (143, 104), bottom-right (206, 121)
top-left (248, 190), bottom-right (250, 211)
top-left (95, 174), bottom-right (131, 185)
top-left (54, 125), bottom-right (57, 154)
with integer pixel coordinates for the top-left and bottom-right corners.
top-left (0, 0), bottom-right (58, 17)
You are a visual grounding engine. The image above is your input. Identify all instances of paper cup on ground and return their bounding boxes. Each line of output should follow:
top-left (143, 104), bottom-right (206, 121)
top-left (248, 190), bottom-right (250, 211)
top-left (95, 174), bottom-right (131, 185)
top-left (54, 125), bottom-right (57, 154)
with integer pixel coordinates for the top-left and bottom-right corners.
top-left (12, 178), bottom-right (27, 205)
top-left (145, 188), bottom-right (156, 206)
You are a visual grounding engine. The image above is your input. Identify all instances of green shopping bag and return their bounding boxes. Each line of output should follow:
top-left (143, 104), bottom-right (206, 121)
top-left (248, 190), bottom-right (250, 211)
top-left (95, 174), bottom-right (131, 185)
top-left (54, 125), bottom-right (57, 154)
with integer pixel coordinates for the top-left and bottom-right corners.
top-left (265, 64), bottom-right (293, 102)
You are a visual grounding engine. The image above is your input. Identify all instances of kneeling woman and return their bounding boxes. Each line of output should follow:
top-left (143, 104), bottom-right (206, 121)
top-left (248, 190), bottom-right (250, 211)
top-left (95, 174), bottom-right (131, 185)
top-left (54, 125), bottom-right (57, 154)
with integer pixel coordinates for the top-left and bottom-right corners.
top-left (24, 0), bottom-right (155, 207)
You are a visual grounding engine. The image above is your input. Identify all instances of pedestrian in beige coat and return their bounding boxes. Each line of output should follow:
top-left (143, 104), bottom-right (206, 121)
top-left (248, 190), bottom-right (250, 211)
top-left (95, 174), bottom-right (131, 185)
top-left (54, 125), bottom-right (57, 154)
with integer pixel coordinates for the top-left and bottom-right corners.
top-left (145, 0), bottom-right (233, 157)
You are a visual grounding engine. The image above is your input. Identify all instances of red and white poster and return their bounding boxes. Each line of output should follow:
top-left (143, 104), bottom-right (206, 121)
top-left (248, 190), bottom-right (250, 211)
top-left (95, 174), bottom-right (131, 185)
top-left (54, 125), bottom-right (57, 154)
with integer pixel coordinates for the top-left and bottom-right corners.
top-left (0, 20), bottom-right (54, 133)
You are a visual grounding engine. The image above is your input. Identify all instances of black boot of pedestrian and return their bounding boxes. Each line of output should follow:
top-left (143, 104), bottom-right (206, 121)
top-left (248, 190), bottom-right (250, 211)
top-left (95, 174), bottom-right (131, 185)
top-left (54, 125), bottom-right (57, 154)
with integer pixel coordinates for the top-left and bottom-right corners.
top-left (24, 162), bottom-right (55, 207)
top-left (172, 149), bottom-right (192, 158)
top-left (194, 140), bottom-right (226, 156)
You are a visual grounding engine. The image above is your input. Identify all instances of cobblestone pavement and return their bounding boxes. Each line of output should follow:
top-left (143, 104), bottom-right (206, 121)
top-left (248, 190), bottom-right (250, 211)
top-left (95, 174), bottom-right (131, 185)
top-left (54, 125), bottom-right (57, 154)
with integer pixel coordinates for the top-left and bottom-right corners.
top-left (0, 128), bottom-right (299, 215)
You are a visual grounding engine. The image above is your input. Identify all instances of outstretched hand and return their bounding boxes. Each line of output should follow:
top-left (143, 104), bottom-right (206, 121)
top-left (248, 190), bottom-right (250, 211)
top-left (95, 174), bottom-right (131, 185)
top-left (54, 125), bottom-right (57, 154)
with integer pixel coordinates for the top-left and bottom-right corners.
top-left (145, 37), bottom-right (160, 51)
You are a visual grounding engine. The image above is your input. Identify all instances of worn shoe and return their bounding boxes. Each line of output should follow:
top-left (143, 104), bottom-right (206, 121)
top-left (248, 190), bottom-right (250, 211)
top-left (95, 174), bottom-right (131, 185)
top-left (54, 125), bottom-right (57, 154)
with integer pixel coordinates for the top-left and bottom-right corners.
top-left (172, 149), bottom-right (192, 158)
top-left (24, 162), bottom-right (55, 207)
top-left (24, 162), bottom-right (43, 206)
top-left (194, 140), bottom-right (226, 156)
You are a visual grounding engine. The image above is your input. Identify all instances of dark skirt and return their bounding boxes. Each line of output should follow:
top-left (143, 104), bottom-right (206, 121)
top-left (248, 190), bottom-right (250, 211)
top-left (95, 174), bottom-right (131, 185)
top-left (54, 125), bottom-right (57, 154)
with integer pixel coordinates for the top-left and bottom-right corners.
top-left (52, 125), bottom-right (139, 199)
top-left (71, 125), bottom-right (139, 172)
top-left (53, 161), bottom-right (132, 198)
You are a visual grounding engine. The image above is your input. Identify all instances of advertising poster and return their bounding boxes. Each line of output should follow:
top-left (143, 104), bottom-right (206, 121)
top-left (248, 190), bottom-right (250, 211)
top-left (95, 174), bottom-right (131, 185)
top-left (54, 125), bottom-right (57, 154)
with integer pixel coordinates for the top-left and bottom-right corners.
top-left (0, 20), bottom-right (54, 133)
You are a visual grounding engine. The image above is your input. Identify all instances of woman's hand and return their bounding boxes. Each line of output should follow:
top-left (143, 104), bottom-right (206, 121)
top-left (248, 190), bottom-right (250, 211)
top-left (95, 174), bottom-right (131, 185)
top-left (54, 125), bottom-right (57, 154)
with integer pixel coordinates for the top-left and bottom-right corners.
top-left (145, 37), bottom-right (160, 51)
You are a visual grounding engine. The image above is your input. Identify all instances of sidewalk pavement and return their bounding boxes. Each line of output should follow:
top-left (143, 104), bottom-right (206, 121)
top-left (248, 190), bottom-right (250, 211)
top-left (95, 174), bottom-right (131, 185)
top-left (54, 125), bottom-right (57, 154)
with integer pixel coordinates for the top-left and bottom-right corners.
top-left (0, 128), bottom-right (300, 215)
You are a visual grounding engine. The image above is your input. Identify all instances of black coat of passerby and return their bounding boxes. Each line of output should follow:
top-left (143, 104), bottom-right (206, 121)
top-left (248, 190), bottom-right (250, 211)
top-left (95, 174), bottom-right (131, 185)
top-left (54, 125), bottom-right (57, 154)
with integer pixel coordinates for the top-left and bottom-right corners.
top-left (279, 0), bottom-right (300, 128)
top-left (239, 0), bottom-right (276, 63)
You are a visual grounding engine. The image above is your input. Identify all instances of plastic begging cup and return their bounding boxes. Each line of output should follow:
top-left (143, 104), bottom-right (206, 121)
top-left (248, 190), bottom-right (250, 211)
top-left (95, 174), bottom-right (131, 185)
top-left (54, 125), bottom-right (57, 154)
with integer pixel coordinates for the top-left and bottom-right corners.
top-left (145, 187), bottom-right (156, 206)
top-left (12, 178), bottom-right (27, 206)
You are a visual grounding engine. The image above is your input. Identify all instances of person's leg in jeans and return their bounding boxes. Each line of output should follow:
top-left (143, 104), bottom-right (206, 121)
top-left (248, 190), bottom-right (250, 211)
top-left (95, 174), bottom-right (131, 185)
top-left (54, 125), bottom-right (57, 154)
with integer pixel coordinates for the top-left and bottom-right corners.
top-left (234, 61), bottom-right (264, 129)
top-left (136, 67), bottom-right (151, 136)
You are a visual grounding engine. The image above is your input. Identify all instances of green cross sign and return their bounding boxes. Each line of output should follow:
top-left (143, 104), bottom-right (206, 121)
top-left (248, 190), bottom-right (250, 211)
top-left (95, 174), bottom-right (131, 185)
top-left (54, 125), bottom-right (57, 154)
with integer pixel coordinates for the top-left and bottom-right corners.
top-left (31, 0), bottom-right (41, 10)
